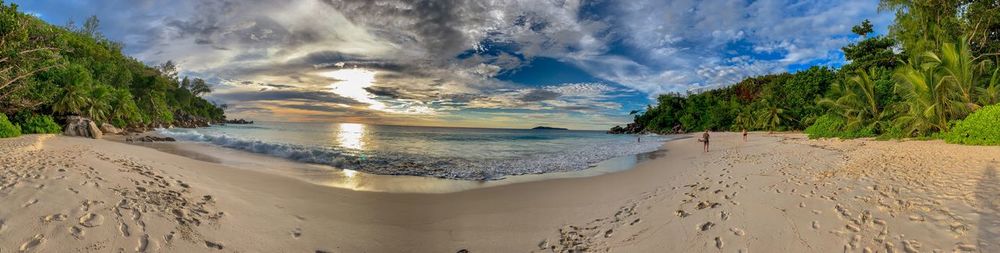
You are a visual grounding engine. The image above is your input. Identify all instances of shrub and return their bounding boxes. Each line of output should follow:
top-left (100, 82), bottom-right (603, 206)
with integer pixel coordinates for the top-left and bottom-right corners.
top-left (839, 126), bottom-right (877, 139)
top-left (805, 114), bottom-right (845, 139)
top-left (19, 114), bottom-right (62, 134)
top-left (0, 113), bottom-right (22, 138)
top-left (944, 104), bottom-right (1000, 145)
top-left (805, 114), bottom-right (878, 139)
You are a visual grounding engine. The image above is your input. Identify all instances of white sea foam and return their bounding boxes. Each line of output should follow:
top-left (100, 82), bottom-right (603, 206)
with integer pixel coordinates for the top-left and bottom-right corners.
top-left (158, 126), bottom-right (668, 180)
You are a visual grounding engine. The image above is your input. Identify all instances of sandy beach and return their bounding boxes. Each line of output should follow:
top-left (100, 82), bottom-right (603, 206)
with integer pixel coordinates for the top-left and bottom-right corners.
top-left (1, 132), bottom-right (997, 252)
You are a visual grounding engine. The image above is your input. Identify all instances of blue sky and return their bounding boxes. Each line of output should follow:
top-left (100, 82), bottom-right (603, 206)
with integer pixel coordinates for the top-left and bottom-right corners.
top-left (13, 0), bottom-right (893, 130)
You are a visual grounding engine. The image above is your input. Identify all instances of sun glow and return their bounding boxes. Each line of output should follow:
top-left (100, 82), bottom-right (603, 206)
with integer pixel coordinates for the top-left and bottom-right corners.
top-left (336, 123), bottom-right (366, 150)
top-left (324, 68), bottom-right (386, 110)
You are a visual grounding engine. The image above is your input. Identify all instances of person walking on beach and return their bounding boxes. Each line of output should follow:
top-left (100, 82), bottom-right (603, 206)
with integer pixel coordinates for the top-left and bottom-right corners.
top-left (701, 130), bottom-right (710, 152)
top-left (742, 129), bottom-right (748, 142)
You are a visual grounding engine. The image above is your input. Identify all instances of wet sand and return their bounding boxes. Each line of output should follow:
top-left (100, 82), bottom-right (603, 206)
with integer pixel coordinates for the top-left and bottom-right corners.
top-left (0, 133), bottom-right (997, 252)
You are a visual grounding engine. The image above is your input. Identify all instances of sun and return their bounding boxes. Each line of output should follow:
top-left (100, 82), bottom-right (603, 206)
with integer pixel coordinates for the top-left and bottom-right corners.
top-left (324, 68), bottom-right (386, 110)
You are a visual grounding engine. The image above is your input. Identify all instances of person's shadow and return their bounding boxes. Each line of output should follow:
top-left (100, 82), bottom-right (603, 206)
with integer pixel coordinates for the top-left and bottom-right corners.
top-left (977, 161), bottom-right (1000, 251)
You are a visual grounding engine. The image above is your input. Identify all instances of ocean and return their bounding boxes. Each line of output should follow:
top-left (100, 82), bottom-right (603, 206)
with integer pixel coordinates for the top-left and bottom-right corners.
top-left (157, 122), bottom-right (668, 181)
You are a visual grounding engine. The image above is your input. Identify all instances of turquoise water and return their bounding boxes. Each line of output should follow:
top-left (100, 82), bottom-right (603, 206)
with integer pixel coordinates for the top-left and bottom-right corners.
top-left (158, 122), bottom-right (667, 180)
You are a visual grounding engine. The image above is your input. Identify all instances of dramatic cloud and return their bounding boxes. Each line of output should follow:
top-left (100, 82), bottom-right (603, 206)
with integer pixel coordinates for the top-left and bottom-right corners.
top-left (15, 0), bottom-right (893, 129)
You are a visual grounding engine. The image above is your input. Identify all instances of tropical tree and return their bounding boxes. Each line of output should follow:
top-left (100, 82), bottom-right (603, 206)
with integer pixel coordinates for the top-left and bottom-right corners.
top-left (893, 58), bottom-right (954, 136)
top-left (0, 2), bottom-right (63, 111)
top-left (927, 37), bottom-right (981, 114)
top-left (879, 0), bottom-right (964, 57)
top-left (732, 107), bottom-right (754, 131)
top-left (188, 78), bottom-right (212, 96)
top-left (52, 81), bottom-right (91, 116)
top-left (819, 69), bottom-right (888, 132)
top-left (979, 66), bottom-right (1000, 106)
top-left (754, 99), bottom-right (789, 133)
top-left (83, 84), bottom-right (112, 122)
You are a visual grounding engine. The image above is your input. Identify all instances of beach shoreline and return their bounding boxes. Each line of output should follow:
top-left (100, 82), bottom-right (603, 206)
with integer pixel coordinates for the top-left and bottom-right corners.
top-left (1, 132), bottom-right (997, 252)
top-left (106, 129), bottom-right (681, 193)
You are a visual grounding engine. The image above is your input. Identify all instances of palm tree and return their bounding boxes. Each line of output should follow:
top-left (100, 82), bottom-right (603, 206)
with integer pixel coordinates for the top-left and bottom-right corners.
top-left (52, 82), bottom-right (91, 116)
top-left (979, 66), bottom-right (1000, 105)
top-left (84, 85), bottom-right (111, 122)
top-left (927, 37), bottom-right (980, 113)
top-left (893, 59), bottom-right (955, 136)
top-left (818, 69), bottom-right (888, 132)
top-left (732, 107), bottom-right (754, 131)
top-left (754, 99), bottom-right (789, 133)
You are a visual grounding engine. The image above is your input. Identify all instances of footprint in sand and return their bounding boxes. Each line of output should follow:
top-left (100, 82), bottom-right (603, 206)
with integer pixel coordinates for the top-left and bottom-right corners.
top-left (41, 213), bottom-right (67, 223)
top-left (205, 240), bottom-right (224, 250)
top-left (698, 222), bottom-right (715, 231)
top-left (78, 213), bottom-right (105, 227)
top-left (136, 234), bottom-right (155, 252)
top-left (69, 225), bottom-right (84, 239)
top-left (119, 222), bottom-right (131, 237)
top-left (164, 231), bottom-right (176, 245)
top-left (729, 227), bottom-right (746, 236)
top-left (0, 219), bottom-right (6, 233)
top-left (20, 234), bottom-right (45, 251)
top-left (292, 228), bottom-right (303, 238)
top-left (715, 237), bottom-right (724, 249)
top-left (811, 221), bottom-right (820, 229)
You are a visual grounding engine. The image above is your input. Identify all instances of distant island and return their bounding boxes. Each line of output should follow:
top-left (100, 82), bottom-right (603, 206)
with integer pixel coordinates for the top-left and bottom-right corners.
top-left (532, 126), bottom-right (568, 130)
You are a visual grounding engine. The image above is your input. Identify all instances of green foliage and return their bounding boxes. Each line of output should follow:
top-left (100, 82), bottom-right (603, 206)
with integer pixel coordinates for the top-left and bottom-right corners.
top-left (841, 36), bottom-right (901, 72)
top-left (0, 113), bottom-right (22, 138)
top-left (0, 3), bottom-right (225, 128)
top-left (631, 69), bottom-right (834, 133)
top-left (16, 113), bottom-right (61, 134)
top-left (852, 19), bottom-right (874, 37)
top-left (879, 0), bottom-right (964, 57)
top-left (818, 68), bottom-right (891, 134)
top-left (805, 114), bottom-right (845, 139)
top-left (944, 104), bottom-right (1000, 145)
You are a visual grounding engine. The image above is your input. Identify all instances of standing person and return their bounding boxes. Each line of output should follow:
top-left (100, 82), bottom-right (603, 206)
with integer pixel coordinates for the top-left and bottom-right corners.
top-left (742, 129), bottom-right (748, 142)
top-left (702, 130), bottom-right (710, 152)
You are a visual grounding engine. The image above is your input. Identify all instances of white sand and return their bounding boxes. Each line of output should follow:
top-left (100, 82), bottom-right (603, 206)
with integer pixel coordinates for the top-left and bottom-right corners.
top-left (0, 133), bottom-right (997, 252)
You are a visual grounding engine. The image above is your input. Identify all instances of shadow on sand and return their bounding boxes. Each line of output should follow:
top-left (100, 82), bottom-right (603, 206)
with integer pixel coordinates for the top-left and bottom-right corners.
top-left (976, 161), bottom-right (999, 251)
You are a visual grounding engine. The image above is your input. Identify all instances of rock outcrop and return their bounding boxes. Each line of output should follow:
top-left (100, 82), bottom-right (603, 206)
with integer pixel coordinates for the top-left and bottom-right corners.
top-left (100, 123), bottom-right (123, 135)
top-left (126, 135), bottom-right (176, 142)
top-left (173, 112), bottom-right (211, 128)
top-left (223, 118), bottom-right (253, 124)
top-left (63, 116), bottom-right (103, 139)
top-left (607, 123), bottom-right (685, 134)
top-left (607, 123), bottom-right (644, 134)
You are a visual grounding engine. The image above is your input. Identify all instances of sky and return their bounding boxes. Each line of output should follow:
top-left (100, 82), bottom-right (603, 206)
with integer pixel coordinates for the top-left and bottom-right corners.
top-left (14, 0), bottom-right (893, 130)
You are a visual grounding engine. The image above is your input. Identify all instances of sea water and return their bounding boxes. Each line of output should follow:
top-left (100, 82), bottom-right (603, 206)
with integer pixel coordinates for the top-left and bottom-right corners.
top-left (158, 122), bottom-right (668, 181)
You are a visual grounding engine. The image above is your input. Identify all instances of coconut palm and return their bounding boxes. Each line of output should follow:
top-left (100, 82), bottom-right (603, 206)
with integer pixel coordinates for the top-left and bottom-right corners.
top-left (893, 58), bottom-right (956, 136)
top-left (52, 82), bottom-right (91, 116)
top-left (979, 66), bottom-right (1000, 105)
top-left (818, 69), bottom-right (888, 132)
top-left (926, 37), bottom-right (981, 113)
top-left (84, 85), bottom-right (112, 122)
top-left (754, 99), bottom-right (790, 133)
top-left (732, 107), bottom-right (754, 131)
